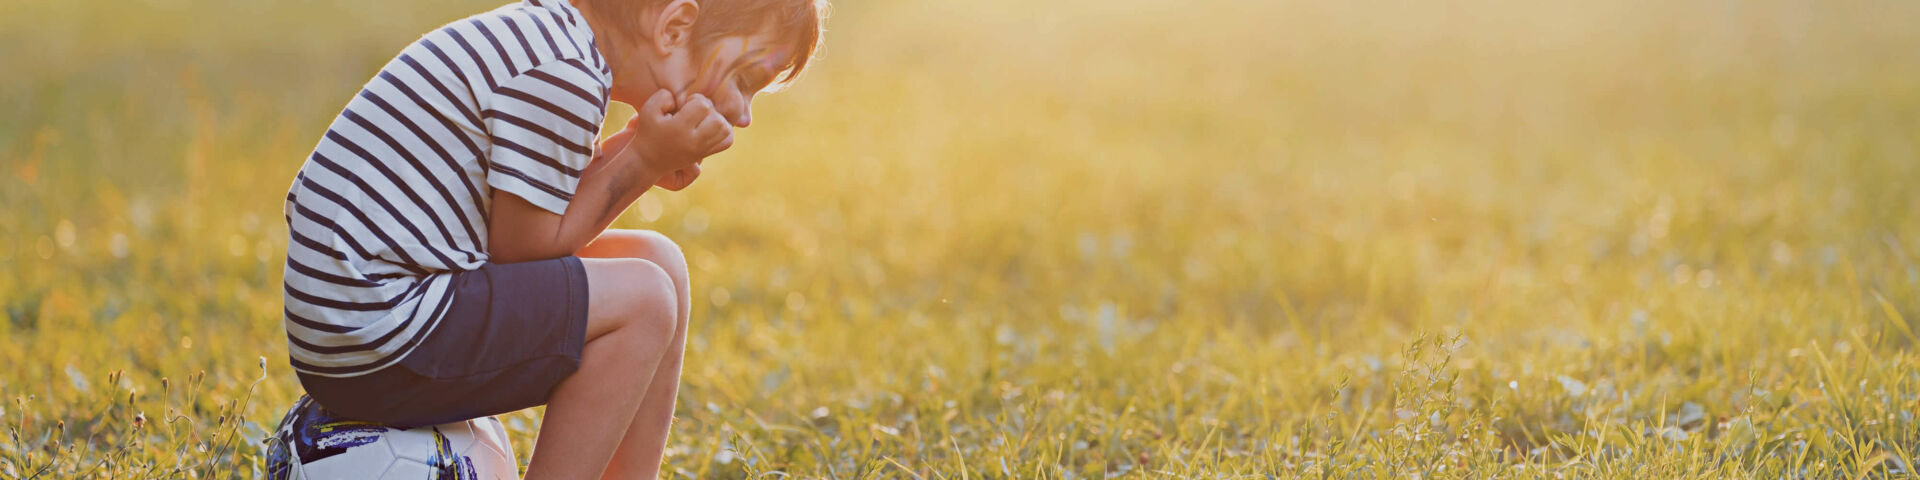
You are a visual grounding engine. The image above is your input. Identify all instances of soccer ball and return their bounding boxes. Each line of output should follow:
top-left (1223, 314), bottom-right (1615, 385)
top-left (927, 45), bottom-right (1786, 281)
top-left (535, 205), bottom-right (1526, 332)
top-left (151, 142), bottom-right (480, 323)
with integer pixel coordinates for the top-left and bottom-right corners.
top-left (265, 395), bottom-right (519, 480)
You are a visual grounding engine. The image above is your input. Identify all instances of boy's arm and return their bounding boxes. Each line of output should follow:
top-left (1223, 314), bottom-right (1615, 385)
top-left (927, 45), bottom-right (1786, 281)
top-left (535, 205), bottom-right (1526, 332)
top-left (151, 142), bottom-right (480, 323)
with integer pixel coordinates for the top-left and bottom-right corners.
top-left (487, 135), bottom-right (660, 263)
top-left (488, 92), bottom-right (733, 263)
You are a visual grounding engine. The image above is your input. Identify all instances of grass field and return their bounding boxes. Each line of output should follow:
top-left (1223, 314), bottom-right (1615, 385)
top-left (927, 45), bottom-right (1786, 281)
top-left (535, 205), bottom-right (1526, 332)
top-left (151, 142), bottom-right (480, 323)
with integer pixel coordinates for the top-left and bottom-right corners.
top-left (4, 0), bottom-right (1920, 477)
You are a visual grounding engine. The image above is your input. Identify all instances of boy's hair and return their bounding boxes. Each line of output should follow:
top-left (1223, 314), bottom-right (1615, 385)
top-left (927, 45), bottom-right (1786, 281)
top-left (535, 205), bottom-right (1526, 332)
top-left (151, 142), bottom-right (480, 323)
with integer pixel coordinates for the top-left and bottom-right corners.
top-left (588, 0), bottom-right (829, 89)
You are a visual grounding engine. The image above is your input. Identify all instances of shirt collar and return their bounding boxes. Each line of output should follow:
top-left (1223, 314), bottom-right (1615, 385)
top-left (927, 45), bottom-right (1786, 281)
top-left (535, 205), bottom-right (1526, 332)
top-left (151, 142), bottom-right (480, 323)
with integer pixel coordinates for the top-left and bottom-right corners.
top-left (525, 0), bottom-right (586, 20)
top-left (523, 0), bottom-right (611, 76)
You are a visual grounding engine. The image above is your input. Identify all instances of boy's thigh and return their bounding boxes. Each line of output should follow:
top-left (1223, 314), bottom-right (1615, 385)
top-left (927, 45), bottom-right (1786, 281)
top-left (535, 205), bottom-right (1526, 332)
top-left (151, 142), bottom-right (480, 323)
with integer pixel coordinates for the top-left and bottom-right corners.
top-left (298, 256), bottom-right (591, 427)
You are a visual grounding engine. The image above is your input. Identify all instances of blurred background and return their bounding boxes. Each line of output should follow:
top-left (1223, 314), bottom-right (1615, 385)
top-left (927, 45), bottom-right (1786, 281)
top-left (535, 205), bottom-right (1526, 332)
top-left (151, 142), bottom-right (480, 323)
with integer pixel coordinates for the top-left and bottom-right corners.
top-left (3, 0), bottom-right (1919, 477)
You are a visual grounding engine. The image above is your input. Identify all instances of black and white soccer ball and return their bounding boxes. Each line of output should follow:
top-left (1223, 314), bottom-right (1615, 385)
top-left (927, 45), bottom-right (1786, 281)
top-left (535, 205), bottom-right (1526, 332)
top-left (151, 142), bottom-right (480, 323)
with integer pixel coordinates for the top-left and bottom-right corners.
top-left (264, 395), bottom-right (518, 480)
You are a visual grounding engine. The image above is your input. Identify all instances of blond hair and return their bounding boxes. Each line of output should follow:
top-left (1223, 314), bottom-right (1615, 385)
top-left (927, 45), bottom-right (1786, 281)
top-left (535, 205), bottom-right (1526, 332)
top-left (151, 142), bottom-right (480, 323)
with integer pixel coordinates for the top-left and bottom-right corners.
top-left (582, 0), bottom-right (828, 88)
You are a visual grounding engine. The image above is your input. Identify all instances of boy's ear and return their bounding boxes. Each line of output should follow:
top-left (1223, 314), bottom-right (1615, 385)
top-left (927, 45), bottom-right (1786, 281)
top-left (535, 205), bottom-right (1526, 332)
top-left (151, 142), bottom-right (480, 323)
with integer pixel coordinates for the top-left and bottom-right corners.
top-left (651, 0), bottom-right (700, 55)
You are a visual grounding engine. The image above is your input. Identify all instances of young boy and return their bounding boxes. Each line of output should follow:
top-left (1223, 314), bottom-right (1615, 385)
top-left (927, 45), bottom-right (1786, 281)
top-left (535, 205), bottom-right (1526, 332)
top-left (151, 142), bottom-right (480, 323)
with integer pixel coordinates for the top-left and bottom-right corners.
top-left (280, 0), bottom-right (825, 477)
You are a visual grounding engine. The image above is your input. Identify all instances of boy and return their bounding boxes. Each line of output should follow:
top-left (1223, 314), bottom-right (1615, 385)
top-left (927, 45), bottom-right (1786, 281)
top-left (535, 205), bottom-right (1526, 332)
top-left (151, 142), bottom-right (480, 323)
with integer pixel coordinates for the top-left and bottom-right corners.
top-left (280, 0), bottom-right (825, 477)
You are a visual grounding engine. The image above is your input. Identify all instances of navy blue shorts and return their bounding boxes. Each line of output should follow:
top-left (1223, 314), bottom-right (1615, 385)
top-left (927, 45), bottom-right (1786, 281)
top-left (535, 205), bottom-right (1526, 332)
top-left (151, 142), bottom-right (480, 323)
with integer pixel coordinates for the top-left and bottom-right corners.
top-left (297, 256), bottom-right (590, 428)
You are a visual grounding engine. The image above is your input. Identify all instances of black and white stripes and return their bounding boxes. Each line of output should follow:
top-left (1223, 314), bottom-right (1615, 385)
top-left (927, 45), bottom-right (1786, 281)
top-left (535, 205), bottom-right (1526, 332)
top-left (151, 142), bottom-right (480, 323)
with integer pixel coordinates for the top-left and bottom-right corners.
top-left (282, 0), bottom-right (610, 377)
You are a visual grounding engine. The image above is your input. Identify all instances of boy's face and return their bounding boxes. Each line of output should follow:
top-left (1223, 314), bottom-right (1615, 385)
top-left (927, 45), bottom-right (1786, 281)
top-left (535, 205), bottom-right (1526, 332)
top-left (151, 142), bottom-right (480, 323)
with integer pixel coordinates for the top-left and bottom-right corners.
top-left (604, 5), bottom-right (793, 131)
top-left (654, 27), bottom-right (792, 129)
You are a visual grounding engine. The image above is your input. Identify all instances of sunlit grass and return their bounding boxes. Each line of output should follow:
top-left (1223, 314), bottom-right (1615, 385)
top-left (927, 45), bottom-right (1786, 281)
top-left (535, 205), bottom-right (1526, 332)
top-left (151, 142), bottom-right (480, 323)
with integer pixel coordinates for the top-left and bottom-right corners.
top-left (3, 0), bottom-right (1919, 477)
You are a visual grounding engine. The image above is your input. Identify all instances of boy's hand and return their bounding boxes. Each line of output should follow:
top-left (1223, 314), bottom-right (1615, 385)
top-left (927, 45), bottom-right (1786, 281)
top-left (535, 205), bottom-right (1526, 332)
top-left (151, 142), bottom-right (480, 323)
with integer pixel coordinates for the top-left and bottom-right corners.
top-left (627, 89), bottom-right (733, 190)
top-left (595, 118), bottom-right (699, 190)
top-left (655, 162), bottom-right (701, 192)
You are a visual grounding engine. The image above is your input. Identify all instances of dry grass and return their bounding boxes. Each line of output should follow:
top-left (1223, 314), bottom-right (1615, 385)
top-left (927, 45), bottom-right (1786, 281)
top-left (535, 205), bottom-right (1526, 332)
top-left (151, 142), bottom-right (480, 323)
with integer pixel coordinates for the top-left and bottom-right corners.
top-left (3, 0), bottom-right (1919, 477)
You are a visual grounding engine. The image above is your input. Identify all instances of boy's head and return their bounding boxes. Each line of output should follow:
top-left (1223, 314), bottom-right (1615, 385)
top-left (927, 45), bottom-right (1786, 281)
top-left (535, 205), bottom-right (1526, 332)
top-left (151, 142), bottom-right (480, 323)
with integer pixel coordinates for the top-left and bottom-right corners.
top-left (575, 0), bottom-right (828, 128)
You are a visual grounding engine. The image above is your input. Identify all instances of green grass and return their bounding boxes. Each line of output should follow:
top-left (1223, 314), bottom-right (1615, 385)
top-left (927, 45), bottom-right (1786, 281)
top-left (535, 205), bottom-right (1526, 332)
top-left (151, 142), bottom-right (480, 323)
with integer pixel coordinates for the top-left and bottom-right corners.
top-left (4, 0), bottom-right (1920, 477)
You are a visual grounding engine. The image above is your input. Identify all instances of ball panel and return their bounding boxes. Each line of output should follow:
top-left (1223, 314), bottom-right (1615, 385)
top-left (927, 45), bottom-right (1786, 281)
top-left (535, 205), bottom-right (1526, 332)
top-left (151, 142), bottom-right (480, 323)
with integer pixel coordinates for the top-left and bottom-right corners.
top-left (265, 396), bottom-right (518, 480)
top-left (385, 428), bottom-right (439, 463)
top-left (264, 399), bottom-right (301, 480)
top-left (382, 459), bottom-right (433, 479)
top-left (468, 417), bottom-right (517, 469)
top-left (463, 423), bottom-right (519, 480)
top-left (297, 439), bottom-right (395, 479)
top-left (438, 421), bottom-right (477, 456)
top-left (286, 397), bottom-right (395, 465)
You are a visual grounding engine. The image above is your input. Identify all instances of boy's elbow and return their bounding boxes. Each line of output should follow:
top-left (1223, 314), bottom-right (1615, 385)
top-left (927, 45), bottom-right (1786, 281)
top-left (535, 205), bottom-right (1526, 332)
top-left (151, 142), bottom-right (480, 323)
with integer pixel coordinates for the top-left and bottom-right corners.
top-left (486, 190), bottom-right (572, 263)
top-left (487, 249), bottom-right (531, 264)
top-left (484, 226), bottom-right (557, 263)
top-left (486, 243), bottom-right (530, 264)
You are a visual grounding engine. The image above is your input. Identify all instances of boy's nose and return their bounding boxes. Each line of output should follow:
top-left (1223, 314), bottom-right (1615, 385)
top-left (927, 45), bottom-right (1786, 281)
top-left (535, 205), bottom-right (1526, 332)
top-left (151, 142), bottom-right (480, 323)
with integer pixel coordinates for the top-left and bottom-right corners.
top-left (730, 109), bottom-right (751, 128)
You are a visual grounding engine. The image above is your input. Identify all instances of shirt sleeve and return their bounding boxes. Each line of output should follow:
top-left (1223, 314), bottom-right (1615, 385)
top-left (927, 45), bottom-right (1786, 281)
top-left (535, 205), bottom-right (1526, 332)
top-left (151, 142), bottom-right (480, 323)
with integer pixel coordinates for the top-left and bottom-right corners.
top-left (480, 58), bottom-right (608, 216)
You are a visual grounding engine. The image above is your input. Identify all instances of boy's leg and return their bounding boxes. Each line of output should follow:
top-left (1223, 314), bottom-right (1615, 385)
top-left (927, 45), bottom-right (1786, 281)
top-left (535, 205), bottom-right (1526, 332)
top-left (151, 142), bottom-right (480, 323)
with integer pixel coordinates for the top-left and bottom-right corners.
top-left (523, 256), bottom-right (680, 480)
top-left (575, 230), bottom-right (693, 480)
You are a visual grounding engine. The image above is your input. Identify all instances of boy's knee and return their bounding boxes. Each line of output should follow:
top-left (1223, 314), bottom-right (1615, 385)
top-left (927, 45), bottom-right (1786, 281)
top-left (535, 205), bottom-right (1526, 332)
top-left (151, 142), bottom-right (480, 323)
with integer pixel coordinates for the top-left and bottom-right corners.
top-left (584, 260), bottom-right (676, 376)
top-left (628, 230), bottom-right (688, 284)
top-left (607, 258), bottom-right (678, 340)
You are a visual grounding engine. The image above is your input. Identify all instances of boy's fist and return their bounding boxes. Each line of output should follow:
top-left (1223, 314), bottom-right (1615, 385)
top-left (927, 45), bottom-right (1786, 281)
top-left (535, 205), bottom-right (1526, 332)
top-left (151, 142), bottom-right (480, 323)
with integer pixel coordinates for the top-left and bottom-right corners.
top-left (627, 89), bottom-right (733, 190)
top-left (655, 162), bottom-right (701, 192)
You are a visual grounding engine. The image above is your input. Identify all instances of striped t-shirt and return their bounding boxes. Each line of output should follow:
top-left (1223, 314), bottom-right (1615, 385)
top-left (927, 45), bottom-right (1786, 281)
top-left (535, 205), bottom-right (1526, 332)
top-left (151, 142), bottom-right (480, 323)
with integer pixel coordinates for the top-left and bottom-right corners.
top-left (282, 0), bottom-right (610, 377)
